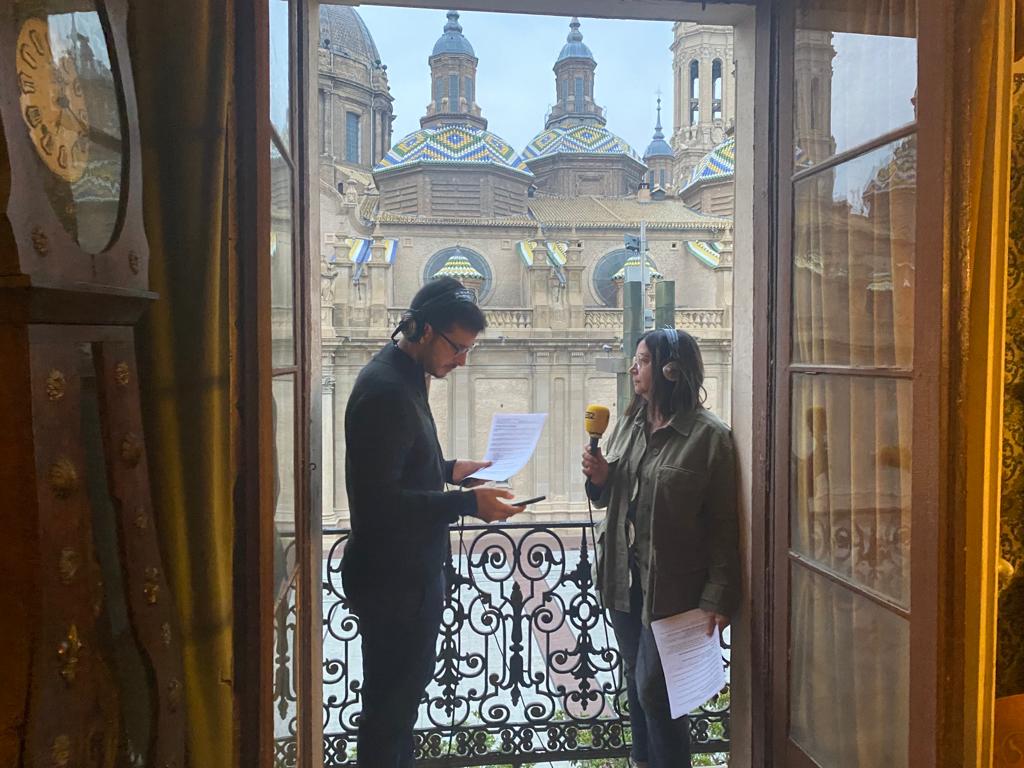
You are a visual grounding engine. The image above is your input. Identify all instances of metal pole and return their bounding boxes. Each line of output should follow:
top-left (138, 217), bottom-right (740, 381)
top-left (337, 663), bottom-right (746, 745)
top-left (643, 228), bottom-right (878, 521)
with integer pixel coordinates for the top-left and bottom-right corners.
top-left (640, 219), bottom-right (647, 328)
top-left (655, 280), bottom-right (675, 329)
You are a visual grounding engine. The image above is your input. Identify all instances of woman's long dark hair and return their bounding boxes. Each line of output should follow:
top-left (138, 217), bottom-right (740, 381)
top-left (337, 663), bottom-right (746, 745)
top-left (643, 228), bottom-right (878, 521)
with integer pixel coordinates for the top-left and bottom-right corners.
top-left (625, 327), bottom-right (706, 421)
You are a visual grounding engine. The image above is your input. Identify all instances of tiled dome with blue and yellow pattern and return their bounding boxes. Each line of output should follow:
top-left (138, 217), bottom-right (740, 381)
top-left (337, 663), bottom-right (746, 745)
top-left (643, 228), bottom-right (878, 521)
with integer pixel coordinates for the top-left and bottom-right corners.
top-left (687, 136), bottom-right (735, 187)
top-left (522, 124), bottom-right (642, 163)
top-left (432, 247), bottom-right (484, 280)
top-left (375, 124), bottom-right (533, 177)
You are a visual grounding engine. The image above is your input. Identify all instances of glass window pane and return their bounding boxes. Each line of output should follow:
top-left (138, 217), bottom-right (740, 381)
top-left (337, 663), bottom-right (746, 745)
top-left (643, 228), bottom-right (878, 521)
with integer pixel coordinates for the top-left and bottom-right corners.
top-left (345, 112), bottom-right (360, 164)
top-left (271, 140), bottom-right (295, 368)
top-left (794, 7), bottom-right (916, 166)
top-left (792, 137), bottom-right (916, 367)
top-left (790, 374), bottom-right (911, 606)
top-left (269, 0), bottom-right (291, 150)
top-left (789, 565), bottom-right (909, 768)
top-left (273, 374), bottom-right (297, 596)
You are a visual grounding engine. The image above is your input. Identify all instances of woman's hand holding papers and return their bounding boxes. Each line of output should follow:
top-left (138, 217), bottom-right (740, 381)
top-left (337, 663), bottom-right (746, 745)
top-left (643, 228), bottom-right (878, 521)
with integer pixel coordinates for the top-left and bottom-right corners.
top-left (703, 610), bottom-right (729, 638)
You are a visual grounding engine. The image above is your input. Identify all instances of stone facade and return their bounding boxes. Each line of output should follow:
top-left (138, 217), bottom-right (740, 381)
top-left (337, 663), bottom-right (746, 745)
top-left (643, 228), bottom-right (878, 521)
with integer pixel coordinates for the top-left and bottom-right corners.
top-left (671, 23), bottom-right (736, 186)
top-left (319, 11), bottom-right (737, 526)
top-left (318, 6), bottom-right (394, 191)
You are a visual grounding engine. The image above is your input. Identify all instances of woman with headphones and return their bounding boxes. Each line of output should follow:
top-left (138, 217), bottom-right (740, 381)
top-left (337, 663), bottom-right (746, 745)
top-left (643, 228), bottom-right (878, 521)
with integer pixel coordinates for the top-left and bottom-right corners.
top-left (581, 327), bottom-right (740, 768)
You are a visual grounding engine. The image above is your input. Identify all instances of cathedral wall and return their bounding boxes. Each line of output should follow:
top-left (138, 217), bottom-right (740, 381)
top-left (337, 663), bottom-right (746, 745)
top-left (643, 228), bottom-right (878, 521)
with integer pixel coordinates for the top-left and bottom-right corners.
top-left (323, 335), bottom-right (730, 526)
top-left (381, 225), bottom-right (531, 309)
top-left (325, 340), bottom-right (625, 525)
top-left (426, 174), bottom-right (483, 217)
top-left (378, 172), bottom-right (425, 215)
top-left (529, 156), bottom-right (643, 198)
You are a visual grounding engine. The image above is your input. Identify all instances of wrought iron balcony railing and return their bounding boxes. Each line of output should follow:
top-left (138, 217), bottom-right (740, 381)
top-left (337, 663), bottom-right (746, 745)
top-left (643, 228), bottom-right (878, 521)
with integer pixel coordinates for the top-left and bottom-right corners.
top-left (275, 522), bottom-right (731, 767)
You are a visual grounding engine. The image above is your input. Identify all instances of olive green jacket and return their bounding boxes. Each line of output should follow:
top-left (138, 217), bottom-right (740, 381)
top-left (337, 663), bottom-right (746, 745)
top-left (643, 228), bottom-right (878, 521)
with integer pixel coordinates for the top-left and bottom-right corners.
top-left (591, 405), bottom-right (740, 625)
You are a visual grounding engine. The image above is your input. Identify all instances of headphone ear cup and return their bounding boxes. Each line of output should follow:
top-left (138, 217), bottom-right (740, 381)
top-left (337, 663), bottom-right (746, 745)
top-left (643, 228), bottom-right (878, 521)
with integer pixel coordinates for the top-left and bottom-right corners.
top-left (402, 312), bottom-right (422, 342)
top-left (662, 362), bottom-right (680, 381)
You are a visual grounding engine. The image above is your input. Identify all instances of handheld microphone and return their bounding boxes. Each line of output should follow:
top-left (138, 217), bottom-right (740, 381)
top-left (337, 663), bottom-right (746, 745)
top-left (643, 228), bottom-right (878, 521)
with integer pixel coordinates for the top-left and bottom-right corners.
top-left (584, 404), bottom-right (610, 456)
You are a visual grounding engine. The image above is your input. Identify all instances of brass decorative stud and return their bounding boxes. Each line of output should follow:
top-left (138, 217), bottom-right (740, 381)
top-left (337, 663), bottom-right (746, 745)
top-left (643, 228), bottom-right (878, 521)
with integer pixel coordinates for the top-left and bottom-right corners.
top-left (167, 678), bottom-right (183, 711)
top-left (114, 362), bottom-right (131, 387)
top-left (49, 458), bottom-right (79, 499)
top-left (128, 250), bottom-right (140, 274)
top-left (161, 622), bottom-right (172, 648)
top-left (46, 370), bottom-right (66, 401)
top-left (143, 567), bottom-right (160, 605)
top-left (120, 433), bottom-right (143, 467)
top-left (51, 734), bottom-right (71, 768)
top-left (58, 548), bottom-right (80, 584)
top-left (31, 227), bottom-right (48, 257)
top-left (57, 624), bottom-right (82, 685)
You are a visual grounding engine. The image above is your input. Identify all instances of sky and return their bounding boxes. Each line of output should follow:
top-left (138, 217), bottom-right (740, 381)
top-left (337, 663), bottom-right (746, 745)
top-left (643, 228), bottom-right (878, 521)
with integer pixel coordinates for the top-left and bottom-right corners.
top-left (354, 6), bottom-right (676, 157)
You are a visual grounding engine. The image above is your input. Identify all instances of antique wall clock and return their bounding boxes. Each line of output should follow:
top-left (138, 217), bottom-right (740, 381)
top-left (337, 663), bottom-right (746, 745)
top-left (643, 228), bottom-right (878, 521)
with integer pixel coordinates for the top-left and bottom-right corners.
top-left (0, 2), bottom-right (185, 767)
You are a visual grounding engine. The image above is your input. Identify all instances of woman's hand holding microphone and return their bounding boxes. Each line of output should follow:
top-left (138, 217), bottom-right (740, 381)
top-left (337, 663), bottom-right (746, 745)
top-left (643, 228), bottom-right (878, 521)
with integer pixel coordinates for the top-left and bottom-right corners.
top-left (581, 445), bottom-right (610, 488)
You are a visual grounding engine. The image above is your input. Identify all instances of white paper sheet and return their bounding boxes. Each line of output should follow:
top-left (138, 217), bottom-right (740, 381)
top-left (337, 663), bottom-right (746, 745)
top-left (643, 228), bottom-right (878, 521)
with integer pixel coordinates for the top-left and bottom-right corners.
top-left (650, 609), bottom-right (727, 719)
top-left (467, 413), bottom-right (547, 482)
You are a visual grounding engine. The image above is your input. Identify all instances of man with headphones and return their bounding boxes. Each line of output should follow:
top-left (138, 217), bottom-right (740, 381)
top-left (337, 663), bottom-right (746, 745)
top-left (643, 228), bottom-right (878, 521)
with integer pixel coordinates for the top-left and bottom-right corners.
top-left (342, 276), bottom-right (523, 766)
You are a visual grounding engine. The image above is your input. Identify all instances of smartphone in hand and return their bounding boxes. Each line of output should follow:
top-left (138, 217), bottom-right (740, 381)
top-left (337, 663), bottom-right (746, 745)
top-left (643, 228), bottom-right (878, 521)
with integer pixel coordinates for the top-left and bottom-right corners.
top-left (512, 495), bottom-right (545, 507)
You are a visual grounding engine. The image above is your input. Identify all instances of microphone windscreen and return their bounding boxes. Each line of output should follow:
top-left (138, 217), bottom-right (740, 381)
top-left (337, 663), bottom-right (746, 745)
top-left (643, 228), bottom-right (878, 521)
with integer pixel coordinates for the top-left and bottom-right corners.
top-left (585, 404), bottom-right (610, 438)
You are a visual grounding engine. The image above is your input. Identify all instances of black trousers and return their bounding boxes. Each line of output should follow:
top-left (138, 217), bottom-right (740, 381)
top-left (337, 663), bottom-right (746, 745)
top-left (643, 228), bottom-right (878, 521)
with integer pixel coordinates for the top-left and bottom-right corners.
top-left (353, 573), bottom-right (444, 767)
top-left (609, 580), bottom-right (692, 768)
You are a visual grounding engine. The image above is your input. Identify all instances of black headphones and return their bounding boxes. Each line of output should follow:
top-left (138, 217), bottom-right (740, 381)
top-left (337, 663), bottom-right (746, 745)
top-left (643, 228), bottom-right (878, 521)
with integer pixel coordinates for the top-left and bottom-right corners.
top-left (661, 326), bottom-right (681, 382)
top-left (391, 284), bottom-right (477, 343)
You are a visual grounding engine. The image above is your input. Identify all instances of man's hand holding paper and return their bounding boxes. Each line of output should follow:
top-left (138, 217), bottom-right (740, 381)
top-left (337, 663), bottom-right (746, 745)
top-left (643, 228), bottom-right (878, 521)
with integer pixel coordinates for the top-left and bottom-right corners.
top-left (467, 413), bottom-right (547, 482)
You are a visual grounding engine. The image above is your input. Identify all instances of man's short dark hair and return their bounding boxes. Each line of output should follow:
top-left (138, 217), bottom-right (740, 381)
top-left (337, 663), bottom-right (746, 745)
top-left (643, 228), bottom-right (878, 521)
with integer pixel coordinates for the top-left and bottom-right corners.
top-left (410, 277), bottom-right (487, 334)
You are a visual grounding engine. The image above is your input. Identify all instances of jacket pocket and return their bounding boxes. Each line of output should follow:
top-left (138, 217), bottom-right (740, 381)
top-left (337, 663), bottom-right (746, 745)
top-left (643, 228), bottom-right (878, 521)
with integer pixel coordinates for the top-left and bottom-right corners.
top-left (653, 467), bottom-right (711, 581)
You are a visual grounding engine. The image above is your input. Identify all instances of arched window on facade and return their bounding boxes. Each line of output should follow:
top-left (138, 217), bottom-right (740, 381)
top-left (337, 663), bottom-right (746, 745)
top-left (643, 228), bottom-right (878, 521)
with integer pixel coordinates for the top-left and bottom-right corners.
top-left (592, 249), bottom-right (659, 307)
top-left (448, 73), bottom-right (460, 110)
top-left (689, 60), bottom-right (700, 126)
top-left (423, 246), bottom-right (494, 303)
top-left (464, 76), bottom-right (474, 105)
top-left (712, 59), bottom-right (723, 120)
top-left (434, 77), bottom-right (443, 109)
top-left (345, 111), bottom-right (360, 164)
top-left (574, 77), bottom-right (585, 112)
top-left (659, 168), bottom-right (667, 188)
top-left (810, 77), bottom-right (820, 130)
top-left (647, 170), bottom-right (654, 187)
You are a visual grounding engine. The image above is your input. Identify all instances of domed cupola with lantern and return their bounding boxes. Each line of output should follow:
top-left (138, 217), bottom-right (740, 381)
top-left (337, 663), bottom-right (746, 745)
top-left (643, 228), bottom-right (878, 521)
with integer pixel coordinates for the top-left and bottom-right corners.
top-left (521, 17), bottom-right (646, 197)
top-left (372, 10), bottom-right (533, 219)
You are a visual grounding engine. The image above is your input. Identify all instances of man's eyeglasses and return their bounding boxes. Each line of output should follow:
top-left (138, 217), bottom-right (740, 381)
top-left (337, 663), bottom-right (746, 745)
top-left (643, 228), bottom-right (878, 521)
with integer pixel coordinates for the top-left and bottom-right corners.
top-left (436, 328), bottom-right (478, 357)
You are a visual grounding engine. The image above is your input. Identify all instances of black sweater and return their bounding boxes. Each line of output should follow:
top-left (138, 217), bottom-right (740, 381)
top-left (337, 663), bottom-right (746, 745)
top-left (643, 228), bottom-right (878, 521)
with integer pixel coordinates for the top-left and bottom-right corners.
top-left (341, 342), bottom-right (477, 599)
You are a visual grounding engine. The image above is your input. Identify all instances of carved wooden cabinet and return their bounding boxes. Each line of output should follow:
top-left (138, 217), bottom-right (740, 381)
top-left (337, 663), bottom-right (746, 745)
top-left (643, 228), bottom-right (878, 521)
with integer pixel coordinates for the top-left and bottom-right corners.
top-left (0, 2), bottom-right (185, 766)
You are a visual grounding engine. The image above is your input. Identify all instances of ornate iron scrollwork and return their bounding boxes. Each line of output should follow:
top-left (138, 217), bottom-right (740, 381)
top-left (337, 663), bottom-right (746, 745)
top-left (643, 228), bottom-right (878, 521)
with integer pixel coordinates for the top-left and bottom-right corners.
top-left (275, 522), bottom-right (730, 767)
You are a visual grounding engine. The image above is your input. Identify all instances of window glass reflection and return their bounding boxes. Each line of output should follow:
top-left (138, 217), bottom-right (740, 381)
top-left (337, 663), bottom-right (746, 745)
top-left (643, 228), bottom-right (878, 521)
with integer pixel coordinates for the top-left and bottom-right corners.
top-left (794, 10), bottom-right (917, 166)
top-left (791, 373), bottom-right (912, 607)
top-left (792, 138), bottom-right (916, 367)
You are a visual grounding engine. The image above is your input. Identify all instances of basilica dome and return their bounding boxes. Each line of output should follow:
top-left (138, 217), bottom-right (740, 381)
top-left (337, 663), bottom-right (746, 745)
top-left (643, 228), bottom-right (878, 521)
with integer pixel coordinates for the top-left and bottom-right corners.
top-left (432, 10), bottom-right (475, 57)
top-left (686, 136), bottom-right (736, 188)
top-left (319, 5), bottom-right (380, 65)
top-left (375, 124), bottom-right (532, 177)
top-left (522, 124), bottom-right (642, 163)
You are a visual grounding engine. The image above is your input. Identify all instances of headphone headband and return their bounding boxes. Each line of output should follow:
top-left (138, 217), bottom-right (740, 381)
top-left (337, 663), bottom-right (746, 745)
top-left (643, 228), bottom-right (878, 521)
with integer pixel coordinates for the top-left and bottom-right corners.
top-left (391, 282), bottom-right (478, 342)
top-left (661, 326), bottom-right (681, 381)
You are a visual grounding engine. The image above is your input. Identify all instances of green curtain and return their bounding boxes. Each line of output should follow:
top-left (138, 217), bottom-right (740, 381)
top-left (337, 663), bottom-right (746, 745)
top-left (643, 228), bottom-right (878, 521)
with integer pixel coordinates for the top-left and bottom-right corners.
top-left (127, 3), bottom-right (234, 767)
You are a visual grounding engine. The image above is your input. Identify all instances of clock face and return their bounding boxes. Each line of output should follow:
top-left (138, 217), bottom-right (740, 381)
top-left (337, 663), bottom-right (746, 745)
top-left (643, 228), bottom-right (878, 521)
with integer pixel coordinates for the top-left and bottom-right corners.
top-left (14, 8), bottom-right (125, 254)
